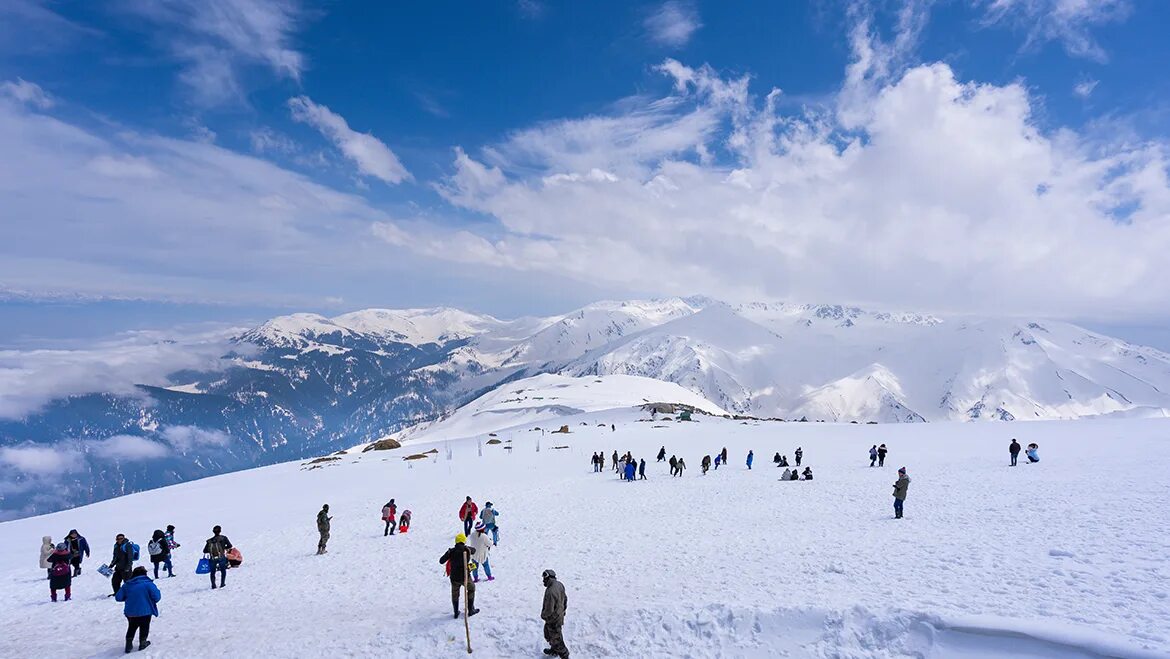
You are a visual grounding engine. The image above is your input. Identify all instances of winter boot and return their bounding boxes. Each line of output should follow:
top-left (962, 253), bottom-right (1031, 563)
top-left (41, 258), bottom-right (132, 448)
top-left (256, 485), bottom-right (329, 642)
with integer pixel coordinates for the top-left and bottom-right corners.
top-left (125, 640), bottom-right (133, 653)
top-left (486, 576), bottom-right (495, 581)
top-left (543, 649), bottom-right (556, 655)
top-left (139, 641), bottom-right (151, 651)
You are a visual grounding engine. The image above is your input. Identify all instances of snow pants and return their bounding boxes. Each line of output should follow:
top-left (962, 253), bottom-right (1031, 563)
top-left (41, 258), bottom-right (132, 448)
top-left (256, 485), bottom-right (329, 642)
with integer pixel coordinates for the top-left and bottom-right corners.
top-left (878, 455), bottom-right (885, 467)
top-left (126, 615), bottom-right (151, 645)
top-left (544, 617), bottom-right (569, 658)
top-left (894, 498), bottom-right (904, 518)
top-left (463, 517), bottom-right (474, 535)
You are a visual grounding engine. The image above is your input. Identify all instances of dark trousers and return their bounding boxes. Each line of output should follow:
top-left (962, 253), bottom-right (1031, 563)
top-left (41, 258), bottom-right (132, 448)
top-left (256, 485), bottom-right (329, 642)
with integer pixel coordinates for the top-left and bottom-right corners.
top-left (1010, 453), bottom-right (1018, 466)
top-left (463, 518), bottom-right (474, 535)
top-left (870, 456), bottom-right (877, 466)
top-left (894, 498), bottom-right (904, 518)
top-left (878, 455), bottom-right (886, 467)
top-left (209, 557), bottom-right (226, 587)
top-left (70, 556), bottom-right (82, 576)
top-left (795, 457), bottom-right (801, 466)
top-left (152, 557), bottom-right (172, 579)
top-left (451, 579), bottom-right (475, 614)
top-left (126, 615), bottom-right (151, 644)
top-left (384, 518), bottom-right (397, 536)
top-left (111, 568), bottom-right (131, 595)
top-left (544, 618), bottom-right (569, 657)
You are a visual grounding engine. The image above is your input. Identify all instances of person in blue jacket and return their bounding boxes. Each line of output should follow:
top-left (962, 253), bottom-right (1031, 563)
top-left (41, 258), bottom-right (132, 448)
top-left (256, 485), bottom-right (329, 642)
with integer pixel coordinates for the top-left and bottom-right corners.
top-left (624, 459), bottom-right (636, 482)
top-left (115, 566), bottom-right (161, 653)
top-left (1026, 443), bottom-right (1040, 463)
top-left (714, 453), bottom-right (722, 470)
top-left (65, 529), bottom-right (90, 576)
top-left (746, 450), bottom-right (754, 470)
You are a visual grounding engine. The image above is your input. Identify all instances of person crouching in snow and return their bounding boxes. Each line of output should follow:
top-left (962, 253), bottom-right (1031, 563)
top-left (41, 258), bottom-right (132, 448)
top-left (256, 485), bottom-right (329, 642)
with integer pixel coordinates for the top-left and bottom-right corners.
top-left (788, 469), bottom-right (799, 481)
top-left (773, 452), bottom-right (781, 466)
top-left (399, 509), bottom-right (412, 533)
top-left (802, 467), bottom-right (814, 480)
top-left (1026, 443), bottom-right (1040, 463)
top-left (48, 542), bottom-right (73, 601)
top-left (892, 467), bottom-right (910, 518)
top-left (116, 566), bottom-right (160, 653)
top-left (780, 467), bottom-right (791, 480)
top-left (440, 534), bottom-right (478, 619)
top-left (470, 522), bottom-right (494, 582)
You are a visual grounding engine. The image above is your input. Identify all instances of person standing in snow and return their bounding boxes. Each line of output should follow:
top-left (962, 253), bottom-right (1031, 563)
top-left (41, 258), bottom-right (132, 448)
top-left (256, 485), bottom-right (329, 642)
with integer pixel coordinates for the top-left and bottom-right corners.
top-left (108, 533), bottom-right (135, 597)
top-left (40, 535), bottom-right (54, 578)
top-left (480, 502), bottom-right (500, 546)
top-left (877, 444), bottom-right (888, 467)
top-left (701, 455), bottom-right (711, 474)
top-left (869, 445), bottom-right (878, 467)
top-left (676, 458), bottom-right (686, 476)
top-left (720, 447), bottom-right (728, 466)
top-left (747, 450), bottom-right (754, 470)
top-left (590, 453), bottom-right (598, 472)
top-left (148, 530), bottom-right (172, 579)
top-left (440, 533), bottom-right (479, 619)
top-left (316, 505), bottom-right (332, 555)
top-left (540, 569), bottom-right (570, 659)
top-left (383, 499), bottom-right (398, 536)
top-left (668, 455), bottom-right (678, 476)
top-left (459, 497), bottom-right (479, 536)
top-left (115, 565), bottom-right (160, 653)
top-left (795, 447), bottom-right (803, 466)
top-left (48, 542), bottom-right (72, 602)
top-left (65, 529), bottom-right (90, 576)
top-left (1026, 443), bottom-right (1040, 463)
top-left (639, 458), bottom-right (647, 480)
top-left (203, 525), bottom-right (232, 588)
top-left (469, 522), bottom-right (494, 582)
top-left (624, 459), bottom-right (636, 482)
top-left (611, 451), bottom-right (619, 472)
top-left (1009, 439), bottom-right (1021, 466)
top-left (892, 467), bottom-right (910, 518)
top-left (163, 525), bottom-right (179, 577)
top-left (657, 446), bottom-right (666, 462)
top-left (714, 453), bottom-right (722, 470)
top-left (610, 424), bottom-right (615, 432)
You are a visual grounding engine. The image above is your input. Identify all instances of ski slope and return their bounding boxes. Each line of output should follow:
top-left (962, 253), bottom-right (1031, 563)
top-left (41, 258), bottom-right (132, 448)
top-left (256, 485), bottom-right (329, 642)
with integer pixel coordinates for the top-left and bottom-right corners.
top-left (1, 409), bottom-right (1168, 657)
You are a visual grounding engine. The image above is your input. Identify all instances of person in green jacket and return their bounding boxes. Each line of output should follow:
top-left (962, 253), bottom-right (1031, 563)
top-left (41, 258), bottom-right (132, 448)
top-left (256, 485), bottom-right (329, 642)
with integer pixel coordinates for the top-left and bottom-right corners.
top-left (541, 569), bottom-right (569, 658)
top-left (892, 467), bottom-right (910, 518)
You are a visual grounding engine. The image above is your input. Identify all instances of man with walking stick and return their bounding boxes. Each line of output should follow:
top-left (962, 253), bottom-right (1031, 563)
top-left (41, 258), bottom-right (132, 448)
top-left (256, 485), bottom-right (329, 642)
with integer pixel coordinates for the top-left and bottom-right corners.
top-left (441, 533), bottom-right (479, 652)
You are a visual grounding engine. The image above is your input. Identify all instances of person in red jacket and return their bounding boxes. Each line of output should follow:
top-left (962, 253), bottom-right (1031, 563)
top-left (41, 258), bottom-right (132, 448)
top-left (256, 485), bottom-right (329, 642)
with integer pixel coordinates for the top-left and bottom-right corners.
top-left (382, 499), bottom-right (398, 536)
top-left (459, 497), bottom-right (478, 535)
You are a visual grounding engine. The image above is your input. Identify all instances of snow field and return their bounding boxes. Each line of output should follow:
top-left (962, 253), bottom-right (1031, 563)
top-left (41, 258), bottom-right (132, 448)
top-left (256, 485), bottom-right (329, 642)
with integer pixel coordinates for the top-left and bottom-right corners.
top-left (1, 413), bottom-right (1168, 657)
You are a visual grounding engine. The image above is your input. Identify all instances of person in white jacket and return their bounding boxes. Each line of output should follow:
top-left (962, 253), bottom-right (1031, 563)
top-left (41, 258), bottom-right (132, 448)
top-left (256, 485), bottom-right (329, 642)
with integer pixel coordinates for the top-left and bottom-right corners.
top-left (40, 536), bottom-right (54, 577)
top-left (469, 523), bottom-right (494, 583)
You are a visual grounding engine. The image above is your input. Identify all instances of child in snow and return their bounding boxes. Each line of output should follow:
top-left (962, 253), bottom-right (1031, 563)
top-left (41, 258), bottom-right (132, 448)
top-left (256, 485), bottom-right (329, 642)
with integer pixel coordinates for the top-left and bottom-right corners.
top-left (40, 536), bottom-right (53, 578)
top-left (469, 522), bottom-right (494, 582)
top-left (148, 529), bottom-right (172, 579)
top-left (48, 542), bottom-right (72, 601)
top-left (480, 502), bottom-right (500, 545)
top-left (714, 453), bottom-right (722, 470)
top-left (163, 525), bottom-right (179, 577)
top-left (226, 546), bottom-right (243, 568)
top-left (1026, 443), bottom-right (1040, 463)
top-left (399, 509), bottom-right (412, 533)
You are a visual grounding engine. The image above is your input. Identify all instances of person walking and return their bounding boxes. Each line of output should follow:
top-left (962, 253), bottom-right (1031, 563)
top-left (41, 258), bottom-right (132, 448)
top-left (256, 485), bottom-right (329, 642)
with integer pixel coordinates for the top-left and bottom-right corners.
top-left (480, 502), bottom-right (500, 546)
top-left (668, 455), bottom-right (678, 476)
top-left (611, 451), bottom-right (619, 473)
top-left (108, 533), bottom-right (135, 597)
top-left (203, 526), bottom-right (232, 589)
top-left (65, 529), bottom-right (90, 576)
top-left (701, 455), bottom-right (711, 475)
top-left (147, 530), bottom-right (171, 579)
top-left (746, 450), bottom-right (754, 470)
top-left (383, 499), bottom-right (398, 536)
top-left (1009, 439), bottom-right (1021, 466)
top-left (638, 458), bottom-right (647, 480)
top-left (795, 447), bottom-right (803, 466)
top-left (162, 526), bottom-right (179, 578)
top-left (869, 445), bottom-right (878, 467)
top-left (40, 535), bottom-right (54, 578)
top-left (892, 467), bottom-right (910, 519)
top-left (316, 505), bottom-right (332, 555)
top-left (48, 542), bottom-right (72, 602)
top-left (720, 447), bottom-right (728, 466)
top-left (657, 446), bottom-right (666, 462)
top-left (459, 497), bottom-right (479, 536)
top-left (115, 566), bottom-right (160, 653)
top-left (469, 523), bottom-right (494, 582)
top-left (590, 453), bottom-right (599, 472)
top-left (439, 533), bottom-right (479, 619)
top-left (676, 458), bottom-right (686, 476)
top-left (540, 569), bottom-right (570, 659)
top-left (877, 444), bottom-right (888, 467)
top-left (714, 453), bottom-right (722, 470)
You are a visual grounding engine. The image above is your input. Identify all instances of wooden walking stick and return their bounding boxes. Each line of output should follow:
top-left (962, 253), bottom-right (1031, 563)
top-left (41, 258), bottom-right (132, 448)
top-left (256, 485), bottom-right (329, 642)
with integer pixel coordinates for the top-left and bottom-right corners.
top-left (463, 547), bottom-right (473, 654)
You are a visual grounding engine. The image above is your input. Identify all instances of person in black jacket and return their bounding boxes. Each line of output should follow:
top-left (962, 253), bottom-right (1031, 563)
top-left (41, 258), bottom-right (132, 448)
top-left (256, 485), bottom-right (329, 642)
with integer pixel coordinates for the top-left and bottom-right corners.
top-left (202, 526), bottom-right (232, 590)
top-left (439, 534), bottom-right (478, 619)
top-left (148, 530), bottom-right (172, 579)
top-left (108, 534), bottom-right (134, 596)
top-left (1009, 439), bottom-right (1021, 467)
top-left (877, 444), bottom-right (888, 467)
top-left (656, 446), bottom-right (666, 462)
top-left (65, 529), bottom-right (90, 576)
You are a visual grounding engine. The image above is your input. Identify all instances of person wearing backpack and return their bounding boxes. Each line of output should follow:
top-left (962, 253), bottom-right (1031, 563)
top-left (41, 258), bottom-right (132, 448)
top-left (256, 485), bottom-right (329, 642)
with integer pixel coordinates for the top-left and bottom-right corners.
top-left (480, 502), bottom-right (500, 546)
top-left (202, 526), bottom-right (232, 589)
top-left (148, 530), bottom-right (172, 579)
top-left (382, 499), bottom-right (398, 536)
top-left (115, 565), bottom-right (161, 653)
top-left (65, 529), bottom-right (90, 576)
top-left (48, 542), bottom-right (73, 602)
top-left (108, 534), bottom-right (136, 596)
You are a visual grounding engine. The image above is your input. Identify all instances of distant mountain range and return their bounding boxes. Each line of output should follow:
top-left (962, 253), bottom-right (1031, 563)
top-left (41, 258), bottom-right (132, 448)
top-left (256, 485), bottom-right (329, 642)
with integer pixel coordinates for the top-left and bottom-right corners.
top-left (3, 297), bottom-right (1169, 519)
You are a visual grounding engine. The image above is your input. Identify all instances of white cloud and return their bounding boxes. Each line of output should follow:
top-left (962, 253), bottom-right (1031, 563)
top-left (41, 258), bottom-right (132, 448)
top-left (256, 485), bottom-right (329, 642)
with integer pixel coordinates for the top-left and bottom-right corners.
top-left (644, 1), bottom-right (702, 48)
top-left (978, 0), bottom-right (1131, 61)
top-left (161, 425), bottom-right (231, 451)
top-left (0, 444), bottom-right (83, 475)
top-left (87, 435), bottom-right (171, 460)
top-left (250, 126), bottom-right (299, 154)
top-left (1073, 78), bottom-right (1098, 99)
top-left (1, 78), bottom-right (54, 109)
top-left (288, 95), bottom-right (412, 184)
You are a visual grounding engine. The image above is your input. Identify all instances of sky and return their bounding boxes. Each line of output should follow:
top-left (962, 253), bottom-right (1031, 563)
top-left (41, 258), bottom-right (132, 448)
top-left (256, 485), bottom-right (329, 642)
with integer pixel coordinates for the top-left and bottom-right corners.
top-left (2, 0), bottom-right (1170, 348)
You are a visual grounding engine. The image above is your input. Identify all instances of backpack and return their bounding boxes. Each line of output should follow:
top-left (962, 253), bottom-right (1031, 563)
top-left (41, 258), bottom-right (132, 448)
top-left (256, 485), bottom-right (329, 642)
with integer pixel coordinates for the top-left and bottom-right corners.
top-left (148, 539), bottom-right (164, 556)
top-left (129, 542), bottom-right (140, 561)
top-left (51, 561), bottom-right (71, 578)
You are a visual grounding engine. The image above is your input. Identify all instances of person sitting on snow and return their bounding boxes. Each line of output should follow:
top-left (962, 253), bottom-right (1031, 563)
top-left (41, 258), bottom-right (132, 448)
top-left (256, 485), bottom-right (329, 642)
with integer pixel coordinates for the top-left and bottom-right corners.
top-left (780, 468), bottom-right (792, 480)
top-left (802, 467), bottom-right (814, 480)
top-left (773, 452), bottom-right (782, 465)
top-left (788, 469), bottom-right (799, 481)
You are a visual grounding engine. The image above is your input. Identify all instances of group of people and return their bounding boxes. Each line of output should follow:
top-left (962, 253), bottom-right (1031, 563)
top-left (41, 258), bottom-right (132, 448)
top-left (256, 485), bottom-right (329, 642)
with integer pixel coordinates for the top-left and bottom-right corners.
top-left (868, 444), bottom-right (888, 467)
top-left (779, 466), bottom-right (814, 480)
top-left (1009, 439), bottom-right (1040, 466)
top-left (591, 450), bottom-right (648, 481)
top-left (381, 499), bottom-right (413, 536)
top-left (771, 447), bottom-right (804, 468)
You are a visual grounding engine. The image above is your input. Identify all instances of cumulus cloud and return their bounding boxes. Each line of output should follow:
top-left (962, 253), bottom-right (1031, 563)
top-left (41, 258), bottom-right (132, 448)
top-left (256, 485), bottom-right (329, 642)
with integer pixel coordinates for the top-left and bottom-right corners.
top-left (978, 0), bottom-right (1131, 61)
top-left (0, 444), bottom-right (83, 475)
top-left (0, 78), bottom-right (54, 108)
top-left (161, 425), bottom-right (231, 451)
top-left (644, 1), bottom-right (702, 48)
top-left (86, 435), bottom-right (171, 460)
top-left (288, 95), bottom-right (412, 184)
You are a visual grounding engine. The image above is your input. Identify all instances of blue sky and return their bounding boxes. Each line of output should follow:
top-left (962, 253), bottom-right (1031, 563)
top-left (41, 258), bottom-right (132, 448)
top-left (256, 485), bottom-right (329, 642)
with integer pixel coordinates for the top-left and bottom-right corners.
top-left (2, 0), bottom-right (1170, 346)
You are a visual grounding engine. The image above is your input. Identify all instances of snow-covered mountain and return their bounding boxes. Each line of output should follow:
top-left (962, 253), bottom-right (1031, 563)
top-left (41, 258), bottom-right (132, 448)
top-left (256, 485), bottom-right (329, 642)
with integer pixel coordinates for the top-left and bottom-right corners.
top-left (4, 296), bottom-right (1170, 519)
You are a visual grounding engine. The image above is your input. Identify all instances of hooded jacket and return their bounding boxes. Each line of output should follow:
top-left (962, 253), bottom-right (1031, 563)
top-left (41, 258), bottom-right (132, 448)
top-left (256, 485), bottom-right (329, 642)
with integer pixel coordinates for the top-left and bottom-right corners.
top-left (40, 536), bottom-right (54, 569)
top-left (439, 542), bottom-right (476, 584)
top-left (48, 547), bottom-right (73, 588)
top-left (459, 500), bottom-right (479, 521)
top-left (542, 575), bottom-right (568, 622)
top-left (115, 575), bottom-right (161, 617)
top-left (469, 530), bottom-right (493, 561)
top-left (66, 532), bottom-right (90, 559)
top-left (893, 474), bottom-right (911, 500)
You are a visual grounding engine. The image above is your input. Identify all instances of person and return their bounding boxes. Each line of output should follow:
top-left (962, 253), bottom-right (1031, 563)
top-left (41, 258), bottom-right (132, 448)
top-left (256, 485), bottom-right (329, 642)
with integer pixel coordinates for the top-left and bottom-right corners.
top-left (780, 468), bottom-right (791, 480)
top-left (638, 458), bottom-right (647, 480)
top-left (40, 535), bottom-right (54, 578)
top-left (1026, 443), bottom-right (1040, 463)
top-left (469, 522), bottom-right (494, 582)
top-left (481, 501), bottom-right (500, 546)
top-left (459, 497), bottom-right (479, 535)
top-left (779, 455), bottom-right (789, 467)
top-left (163, 525), bottom-right (179, 578)
top-left (714, 453), bottom-right (722, 470)
top-left (148, 529), bottom-right (172, 579)
top-left (203, 525), bottom-right (232, 589)
top-left (611, 451), bottom-right (619, 472)
top-left (869, 445), bottom-right (878, 467)
top-left (1009, 439), bottom-right (1021, 466)
top-left (317, 504), bottom-right (332, 555)
top-left (610, 424), bottom-right (615, 432)
top-left (108, 533), bottom-right (135, 597)
top-left (657, 446), bottom-right (666, 462)
top-left (746, 450), bottom-right (754, 470)
top-left (439, 533), bottom-right (479, 619)
top-left (788, 469), bottom-right (799, 481)
top-left (676, 458), bottom-right (686, 475)
top-left (541, 569), bottom-right (570, 659)
top-left (892, 467), bottom-right (910, 519)
top-left (383, 499), bottom-right (398, 536)
top-left (802, 467), bottom-right (814, 480)
top-left (721, 447), bottom-right (728, 465)
top-left (624, 458), bottom-right (636, 482)
top-left (773, 452), bottom-right (781, 466)
top-left (115, 565), bottom-right (160, 653)
top-left (48, 542), bottom-right (72, 602)
top-left (65, 529), bottom-right (90, 576)
top-left (795, 447), bottom-right (803, 466)
top-left (701, 455), bottom-right (711, 475)
top-left (599, 452), bottom-right (605, 471)
top-left (590, 452), bottom-right (599, 472)
top-left (668, 455), bottom-right (678, 476)
top-left (877, 444), bottom-right (888, 467)
top-left (399, 509), bottom-right (412, 533)
top-left (226, 546), bottom-right (243, 568)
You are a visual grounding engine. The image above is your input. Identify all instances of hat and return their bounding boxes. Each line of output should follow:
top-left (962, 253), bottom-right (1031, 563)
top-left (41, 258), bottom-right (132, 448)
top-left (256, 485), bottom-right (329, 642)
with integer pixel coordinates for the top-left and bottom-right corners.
top-left (542, 569), bottom-right (557, 580)
top-left (56, 542), bottom-right (69, 551)
top-left (455, 533), bottom-right (467, 544)
top-left (898, 467), bottom-right (907, 474)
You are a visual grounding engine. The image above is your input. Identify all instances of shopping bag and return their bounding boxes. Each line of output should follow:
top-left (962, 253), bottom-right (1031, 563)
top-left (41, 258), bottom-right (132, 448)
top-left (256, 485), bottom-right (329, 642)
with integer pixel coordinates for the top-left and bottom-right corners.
top-left (196, 557), bottom-right (212, 574)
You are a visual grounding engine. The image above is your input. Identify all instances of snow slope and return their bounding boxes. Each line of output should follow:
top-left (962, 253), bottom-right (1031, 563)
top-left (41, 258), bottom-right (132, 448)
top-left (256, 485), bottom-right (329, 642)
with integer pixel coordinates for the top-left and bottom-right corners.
top-left (2, 410), bottom-right (1168, 658)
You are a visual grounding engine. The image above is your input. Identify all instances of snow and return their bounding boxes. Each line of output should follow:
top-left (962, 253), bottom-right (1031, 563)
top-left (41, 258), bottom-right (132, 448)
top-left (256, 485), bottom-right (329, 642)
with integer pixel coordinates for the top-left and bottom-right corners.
top-left (2, 401), bottom-right (1168, 657)
top-left (162, 383), bottom-right (205, 395)
top-left (332, 308), bottom-right (506, 346)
